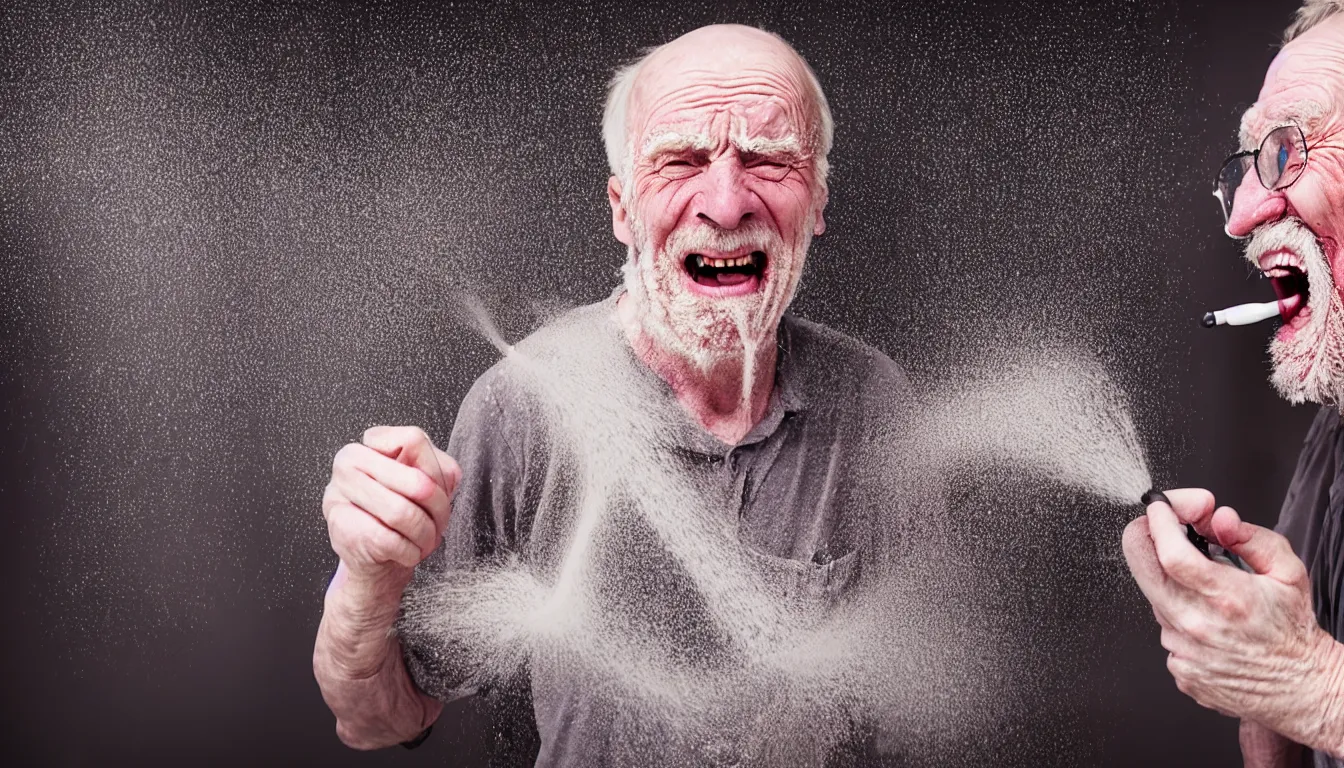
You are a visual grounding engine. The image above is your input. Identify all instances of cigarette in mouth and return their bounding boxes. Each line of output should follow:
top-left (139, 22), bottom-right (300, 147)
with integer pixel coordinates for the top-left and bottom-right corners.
top-left (1201, 294), bottom-right (1303, 328)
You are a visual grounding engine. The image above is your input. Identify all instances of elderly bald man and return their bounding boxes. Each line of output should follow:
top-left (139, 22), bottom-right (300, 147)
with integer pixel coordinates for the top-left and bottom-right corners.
top-left (313, 24), bottom-right (920, 766)
top-left (1123, 3), bottom-right (1344, 767)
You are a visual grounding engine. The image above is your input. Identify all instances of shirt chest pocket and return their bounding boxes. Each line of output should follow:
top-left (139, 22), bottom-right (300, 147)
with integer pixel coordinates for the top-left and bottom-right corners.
top-left (745, 547), bottom-right (860, 606)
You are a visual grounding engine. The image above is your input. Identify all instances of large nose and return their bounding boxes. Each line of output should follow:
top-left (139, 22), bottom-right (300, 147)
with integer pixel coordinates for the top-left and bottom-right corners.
top-left (693, 157), bottom-right (761, 230)
top-left (1225, 174), bottom-right (1288, 238)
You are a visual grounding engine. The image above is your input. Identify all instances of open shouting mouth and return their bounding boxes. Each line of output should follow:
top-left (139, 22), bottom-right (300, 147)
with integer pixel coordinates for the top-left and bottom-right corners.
top-left (1261, 249), bottom-right (1311, 328)
top-left (681, 250), bottom-right (768, 297)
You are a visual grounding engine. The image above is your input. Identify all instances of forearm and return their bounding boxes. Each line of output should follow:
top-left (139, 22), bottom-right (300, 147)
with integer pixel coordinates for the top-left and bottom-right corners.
top-left (1240, 719), bottom-right (1304, 768)
top-left (1311, 635), bottom-right (1344, 758)
top-left (313, 566), bottom-right (443, 749)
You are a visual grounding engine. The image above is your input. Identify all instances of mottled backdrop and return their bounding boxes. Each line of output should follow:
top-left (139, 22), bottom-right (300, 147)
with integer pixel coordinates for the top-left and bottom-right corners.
top-left (0, 0), bottom-right (1312, 765)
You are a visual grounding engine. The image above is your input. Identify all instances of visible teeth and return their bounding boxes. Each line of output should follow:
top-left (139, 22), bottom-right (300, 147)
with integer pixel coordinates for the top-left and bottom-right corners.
top-left (694, 255), bottom-right (758, 269)
top-left (1260, 251), bottom-right (1303, 272)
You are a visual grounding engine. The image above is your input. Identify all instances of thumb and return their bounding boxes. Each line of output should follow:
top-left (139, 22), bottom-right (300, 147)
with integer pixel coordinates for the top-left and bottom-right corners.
top-left (1211, 506), bottom-right (1303, 583)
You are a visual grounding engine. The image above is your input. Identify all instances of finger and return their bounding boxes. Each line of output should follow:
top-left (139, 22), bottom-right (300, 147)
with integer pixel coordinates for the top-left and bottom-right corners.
top-left (1155, 488), bottom-right (1217, 537)
top-left (1211, 507), bottom-right (1306, 584)
top-left (1209, 506), bottom-right (1243, 551)
top-left (339, 443), bottom-right (451, 535)
top-left (364, 426), bottom-right (451, 492)
top-left (327, 503), bottom-right (421, 569)
top-left (1147, 500), bottom-right (1220, 593)
top-left (1122, 516), bottom-right (1184, 610)
top-left (336, 467), bottom-right (437, 558)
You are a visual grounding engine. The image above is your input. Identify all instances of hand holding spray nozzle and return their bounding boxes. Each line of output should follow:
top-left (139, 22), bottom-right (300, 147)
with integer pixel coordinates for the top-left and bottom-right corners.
top-left (1141, 489), bottom-right (1255, 572)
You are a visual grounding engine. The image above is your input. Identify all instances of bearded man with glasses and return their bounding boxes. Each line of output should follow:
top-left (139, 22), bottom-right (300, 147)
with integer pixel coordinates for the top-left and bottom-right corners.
top-left (1121, 3), bottom-right (1344, 767)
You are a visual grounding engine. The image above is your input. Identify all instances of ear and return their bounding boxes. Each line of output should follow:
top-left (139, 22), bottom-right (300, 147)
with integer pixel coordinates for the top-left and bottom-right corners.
top-left (813, 185), bottom-right (828, 237)
top-left (608, 176), bottom-right (634, 247)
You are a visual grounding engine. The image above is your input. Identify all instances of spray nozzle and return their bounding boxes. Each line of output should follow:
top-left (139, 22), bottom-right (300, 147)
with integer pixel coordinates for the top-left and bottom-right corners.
top-left (1140, 488), bottom-right (1253, 570)
top-left (1141, 488), bottom-right (1211, 556)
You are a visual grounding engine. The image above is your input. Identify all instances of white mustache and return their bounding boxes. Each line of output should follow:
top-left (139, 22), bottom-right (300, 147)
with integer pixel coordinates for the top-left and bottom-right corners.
top-left (1244, 218), bottom-right (1325, 273)
top-left (663, 221), bottom-right (783, 257)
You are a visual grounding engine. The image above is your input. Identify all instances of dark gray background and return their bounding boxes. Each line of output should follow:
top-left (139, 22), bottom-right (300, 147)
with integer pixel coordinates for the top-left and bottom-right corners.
top-left (0, 0), bottom-right (1318, 764)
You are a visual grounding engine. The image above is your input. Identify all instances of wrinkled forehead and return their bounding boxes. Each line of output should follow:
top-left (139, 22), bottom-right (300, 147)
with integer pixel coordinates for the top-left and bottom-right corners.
top-left (628, 47), bottom-right (815, 151)
top-left (1238, 96), bottom-right (1327, 150)
top-left (638, 96), bottom-right (803, 151)
top-left (1238, 24), bottom-right (1344, 149)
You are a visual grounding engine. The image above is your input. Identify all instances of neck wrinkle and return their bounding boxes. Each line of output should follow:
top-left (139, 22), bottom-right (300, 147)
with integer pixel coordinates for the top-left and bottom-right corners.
top-left (617, 291), bottom-right (778, 445)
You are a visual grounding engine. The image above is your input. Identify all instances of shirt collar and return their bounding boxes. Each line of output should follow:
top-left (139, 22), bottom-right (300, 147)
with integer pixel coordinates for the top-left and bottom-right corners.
top-left (607, 291), bottom-right (806, 455)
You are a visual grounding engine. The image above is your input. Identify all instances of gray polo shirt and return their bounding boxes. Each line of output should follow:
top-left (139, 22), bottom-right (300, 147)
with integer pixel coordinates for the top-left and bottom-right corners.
top-left (399, 294), bottom-right (924, 767)
top-left (1275, 405), bottom-right (1344, 768)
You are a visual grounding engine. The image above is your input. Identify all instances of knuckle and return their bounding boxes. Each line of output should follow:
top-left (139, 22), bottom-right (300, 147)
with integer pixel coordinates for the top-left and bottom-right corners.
top-left (1179, 614), bottom-right (1211, 644)
top-left (367, 525), bottom-right (402, 563)
top-left (1159, 629), bottom-right (1176, 653)
top-left (326, 507), bottom-right (356, 555)
top-left (1164, 557), bottom-right (1199, 584)
top-left (1286, 558), bottom-right (1310, 587)
top-left (333, 442), bottom-right (360, 469)
top-left (321, 481), bottom-right (338, 508)
top-left (1212, 593), bottom-right (1247, 622)
top-left (384, 498), bottom-right (420, 529)
top-left (1166, 655), bottom-right (1181, 678)
top-left (405, 470), bottom-right (439, 504)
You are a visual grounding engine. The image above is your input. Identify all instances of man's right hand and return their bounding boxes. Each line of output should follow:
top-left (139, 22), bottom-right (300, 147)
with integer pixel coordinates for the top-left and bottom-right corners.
top-left (315, 426), bottom-right (459, 749)
top-left (323, 425), bottom-right (461, 593)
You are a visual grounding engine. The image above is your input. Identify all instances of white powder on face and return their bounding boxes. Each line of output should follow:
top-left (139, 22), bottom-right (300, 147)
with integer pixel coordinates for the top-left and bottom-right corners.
top-left (618, 174), bottom-right (813, 371)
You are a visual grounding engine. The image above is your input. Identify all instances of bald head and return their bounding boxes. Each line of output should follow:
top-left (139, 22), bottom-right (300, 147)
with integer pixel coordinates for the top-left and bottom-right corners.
top-left (602, 25), bottom-right (832, 184)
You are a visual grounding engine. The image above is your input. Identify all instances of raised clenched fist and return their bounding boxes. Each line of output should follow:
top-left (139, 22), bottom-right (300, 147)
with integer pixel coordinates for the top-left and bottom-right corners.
top-left (322, 426), bottom-right (461, 586)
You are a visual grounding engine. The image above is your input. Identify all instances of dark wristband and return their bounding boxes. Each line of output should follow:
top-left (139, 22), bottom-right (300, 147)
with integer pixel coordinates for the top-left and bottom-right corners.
top-left (401, 725), bottom-right (433, 750)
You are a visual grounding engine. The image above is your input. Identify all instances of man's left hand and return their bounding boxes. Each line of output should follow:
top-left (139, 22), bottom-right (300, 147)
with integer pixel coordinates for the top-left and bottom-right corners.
top-left (1122, 488), bottom-right (1344, 753)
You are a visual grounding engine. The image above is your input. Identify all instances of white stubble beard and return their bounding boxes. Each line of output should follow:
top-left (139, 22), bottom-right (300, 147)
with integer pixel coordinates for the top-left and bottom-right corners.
top-left (1254, 218), bottom-right (1344, 408)
top-left (620, 198), bottom-right (813, 373)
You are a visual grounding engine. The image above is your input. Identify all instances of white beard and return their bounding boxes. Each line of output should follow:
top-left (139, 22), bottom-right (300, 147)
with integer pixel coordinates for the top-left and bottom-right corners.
top-left (1253, 219), bottom-right (1344, 408)
top-left (621, 213), bottom-right (812, 372)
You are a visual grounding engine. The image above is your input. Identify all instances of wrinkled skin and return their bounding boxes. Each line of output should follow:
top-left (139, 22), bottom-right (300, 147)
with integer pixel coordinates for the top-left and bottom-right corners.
top-left (1231, 16), bottom-right (1344, 406)
top-left (1123, 491), bottom-right (1344, 761)
top-left (609, 25), bottom-right (828, 443)
top-left (1123, 16), bottom-right (1344, 765)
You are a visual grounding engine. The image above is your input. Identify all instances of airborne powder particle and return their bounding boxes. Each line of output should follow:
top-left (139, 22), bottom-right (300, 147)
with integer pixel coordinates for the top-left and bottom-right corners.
top-left (401, 301), bottom-right (1153, 764)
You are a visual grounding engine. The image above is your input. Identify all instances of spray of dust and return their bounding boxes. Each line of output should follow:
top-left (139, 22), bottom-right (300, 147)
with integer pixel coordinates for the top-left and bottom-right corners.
top-left (915, 354), bottom-right (1153, 504)
top-left (401, 299), bottom-right (1154, 764)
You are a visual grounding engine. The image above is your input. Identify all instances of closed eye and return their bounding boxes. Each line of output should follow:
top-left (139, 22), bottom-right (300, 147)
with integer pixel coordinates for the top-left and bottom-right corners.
top-left (745, 157), bottom-right (793, 181)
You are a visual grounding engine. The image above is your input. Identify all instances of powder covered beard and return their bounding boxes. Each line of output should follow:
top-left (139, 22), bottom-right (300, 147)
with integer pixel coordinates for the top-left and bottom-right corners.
top-left (622, 218), bottom-right (811, 371)
top-left (1256, 219), bottom-right (1344, 408)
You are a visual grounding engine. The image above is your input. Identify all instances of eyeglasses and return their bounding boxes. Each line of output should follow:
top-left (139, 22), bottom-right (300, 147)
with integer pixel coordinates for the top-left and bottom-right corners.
top-left (1213, 123), bottom-right (1308, 226)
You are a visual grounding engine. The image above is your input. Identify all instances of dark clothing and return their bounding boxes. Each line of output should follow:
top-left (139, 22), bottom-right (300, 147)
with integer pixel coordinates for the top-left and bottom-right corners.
top-left (1275, 406), bottom-right (1344, 768)
top-left (397, 296), bottom-right (923, 767)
